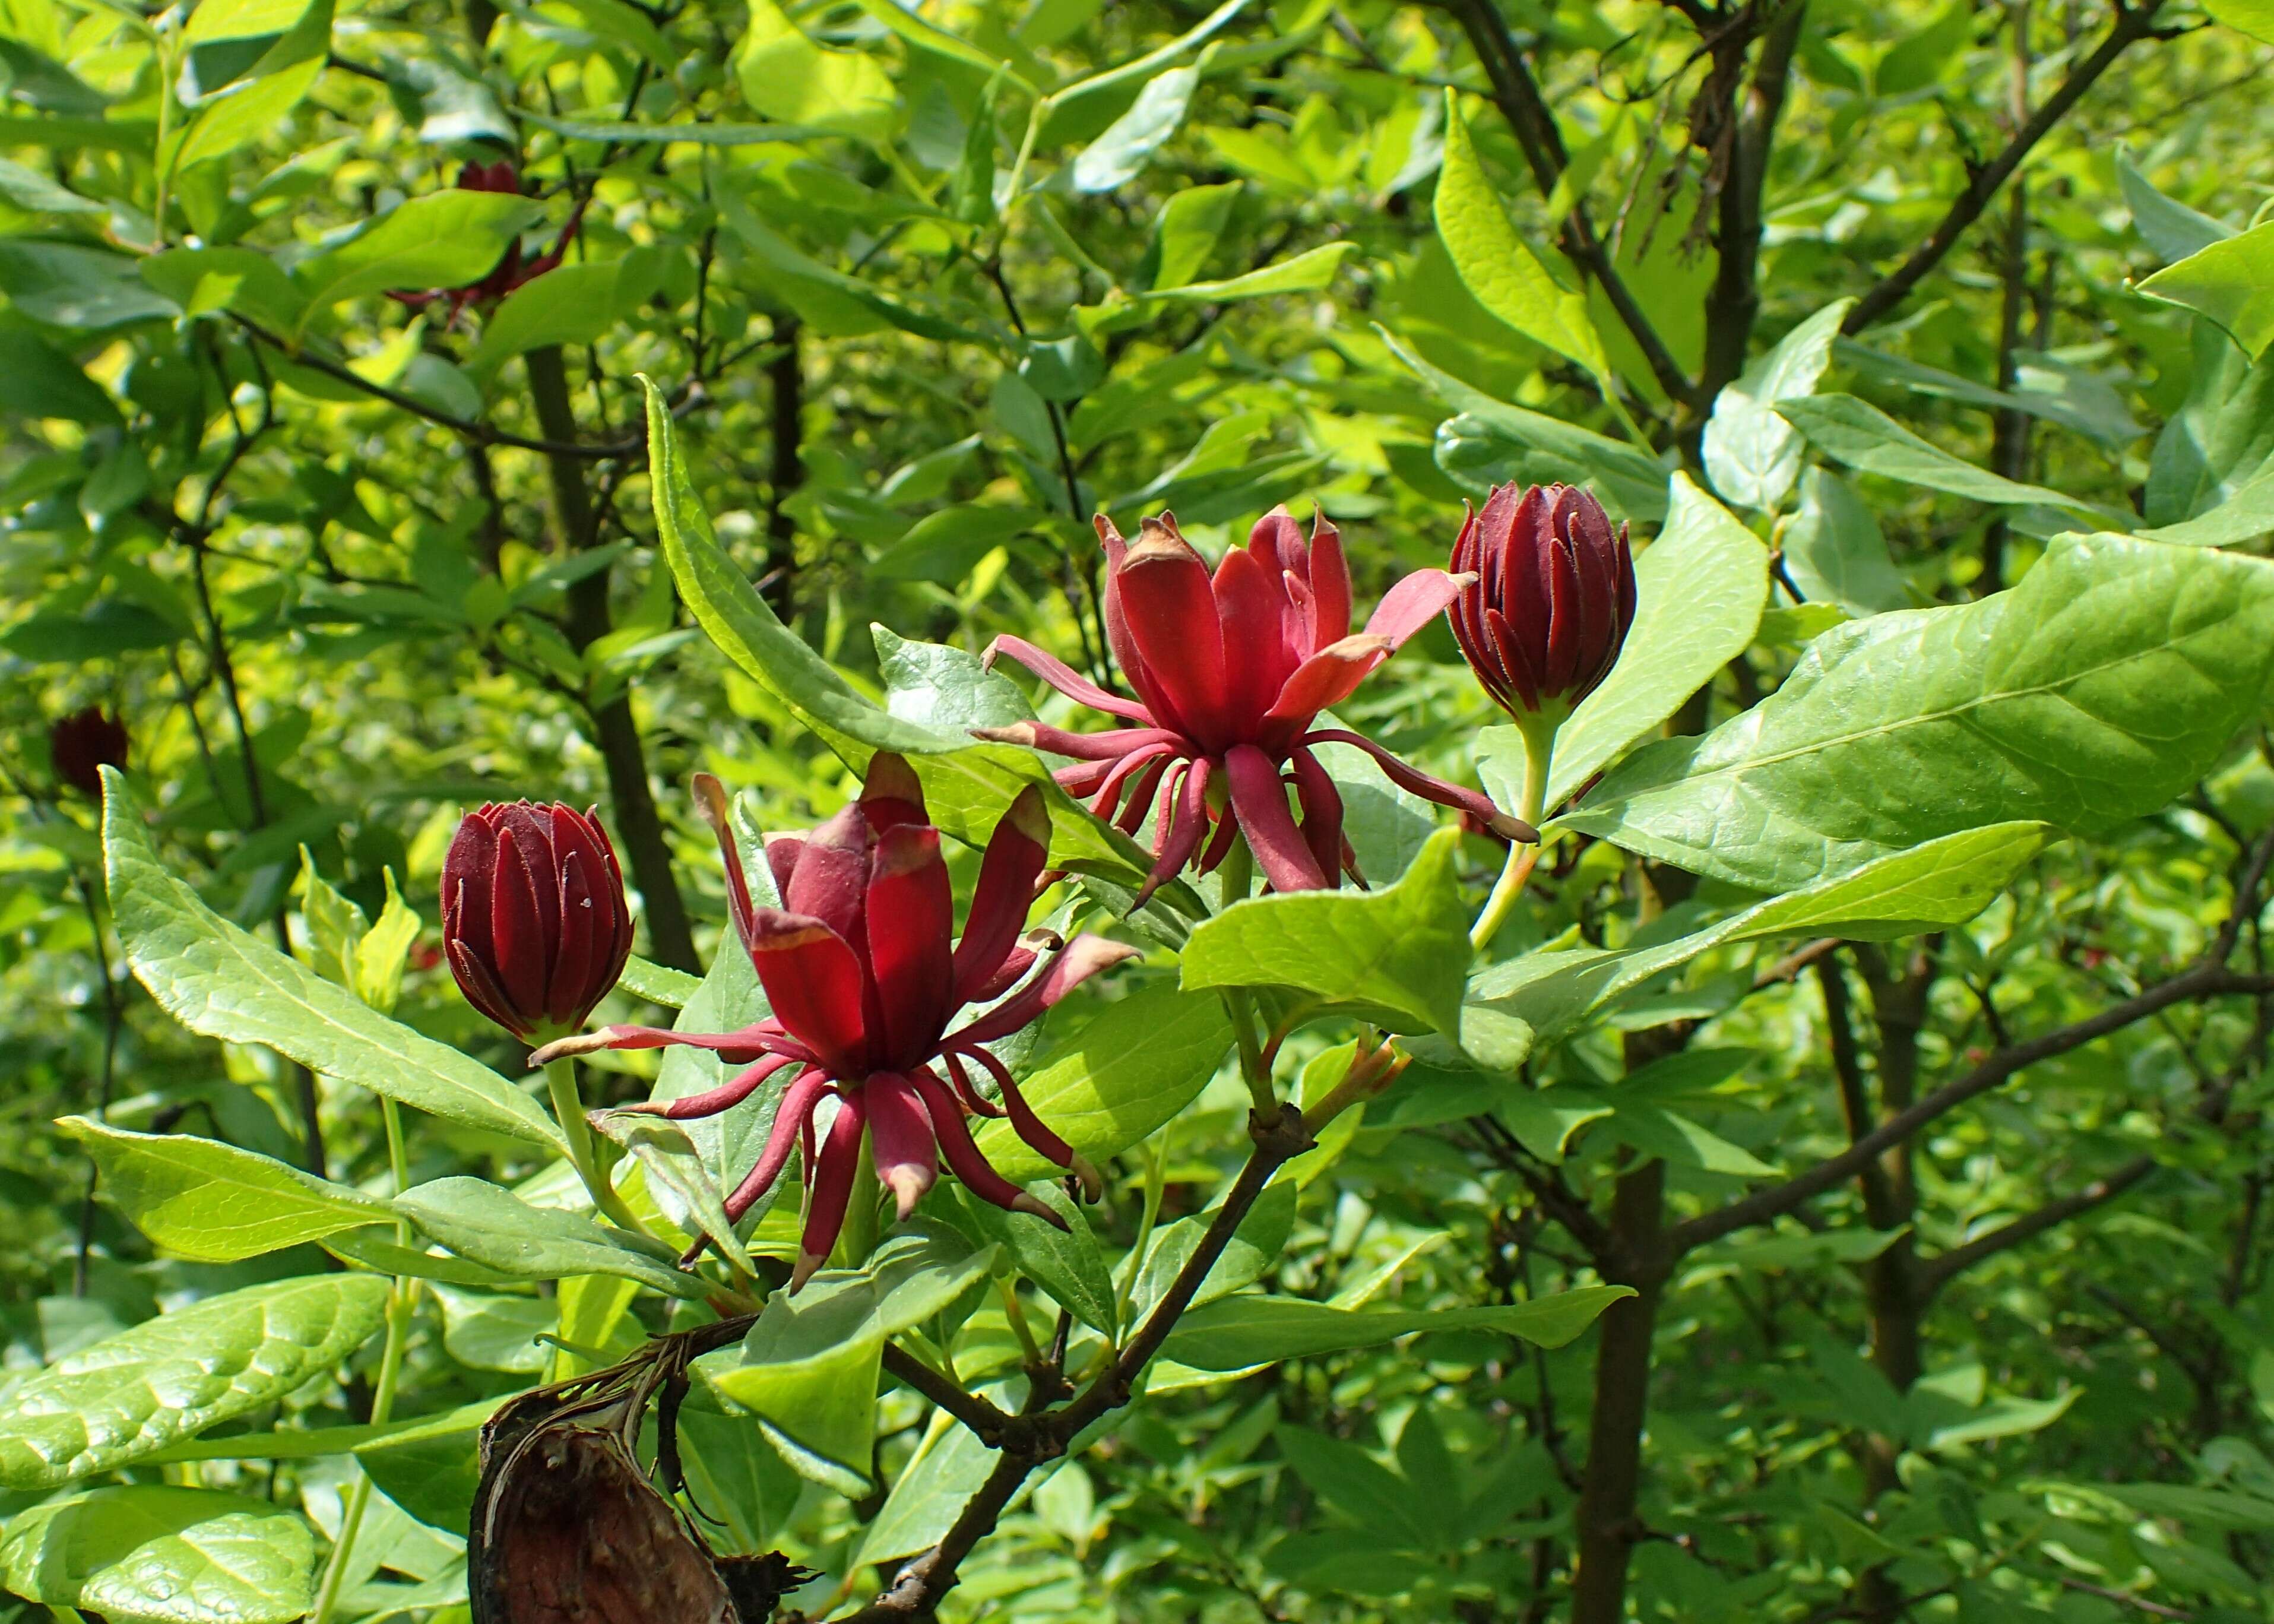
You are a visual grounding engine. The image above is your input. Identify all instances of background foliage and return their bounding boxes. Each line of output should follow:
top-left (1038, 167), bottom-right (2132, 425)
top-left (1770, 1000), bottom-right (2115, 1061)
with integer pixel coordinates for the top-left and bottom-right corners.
top-left (7, 0), bottom-right (2274, 1617)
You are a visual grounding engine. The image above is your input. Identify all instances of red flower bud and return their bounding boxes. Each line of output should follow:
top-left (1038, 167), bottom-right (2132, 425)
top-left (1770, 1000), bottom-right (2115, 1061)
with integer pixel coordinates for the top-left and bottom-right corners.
top-left (1450, 483), bottom-right (1637, 721)
top-left (50, 706), bottom-right (128, 799)
top-left (442, 802), bottom-right (632, 1041)
top-left (390, 160), bottom-right (585, 324)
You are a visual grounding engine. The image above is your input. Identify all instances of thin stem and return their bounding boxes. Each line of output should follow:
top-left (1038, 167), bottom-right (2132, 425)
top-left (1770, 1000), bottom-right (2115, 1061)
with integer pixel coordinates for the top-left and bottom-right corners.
top-left (543, 1056), bottom-right (645, 1232)
top-left (72, 870), bottom-right (121, 1297)
top-left (1472, 721), bottom-right (1554, 951)
top-left (996, 1275), bottom-right (1044, 1369)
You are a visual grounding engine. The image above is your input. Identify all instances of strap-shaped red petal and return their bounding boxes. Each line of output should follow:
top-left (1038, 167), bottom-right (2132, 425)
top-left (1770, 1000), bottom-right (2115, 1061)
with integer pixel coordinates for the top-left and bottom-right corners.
top-left (1113, 517), bottom-right (1229, 746)
top-left (907, 1067), bottom-right (1060, 1224)
top-left (745, 908), bottom-right (870, 1072)
top-left (793, 1090), bottom-right (867, 1290)
top-left (783, 803), bottom-right (870, 949)
top-left (944, 932), bottom-right (1142, 1047)
top-left (1289, 746), bottom-right (1350, 887)
top-left (954, 787), bottom-right (1049, 1006)
top-left (1134, 755), bottom-right (1212, 908)
top-left (693, 774), bottom-right (760, 957)
top-left (723, 1067), bottom-right (832, 1221)
top-left (1224, 743), bottom-right (1329, 892)
top-left (1364, 568), bottom-right (1471, 650)
top-left (1215, 545), bottom-right (1301, 736)
top-left (866, 1072), bottom-right (939, 1220)
top-left (860, 751), bottom-right (929, 831)
top-left (984, 635), bottom-right (1154, 723)
top-left (973, 722), bottom-right (1179, 761)
top-left (626, 1052), bottom-right (796, 1120)
top-left (866, 822), bottom-right (955, 1067)
top-left (1303, 512), bottom-right (1352, 651)
top-left (1303, 728), bottom-right (1538, 842)
top-left (958, 1043), bottom-right (1075, 1171)
top-left (1260, 635), bottom-right (1393, 744)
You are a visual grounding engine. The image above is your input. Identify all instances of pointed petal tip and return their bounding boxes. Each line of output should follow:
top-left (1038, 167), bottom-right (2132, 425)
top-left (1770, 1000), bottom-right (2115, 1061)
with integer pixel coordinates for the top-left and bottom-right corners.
top-left (1070, 1153), bottom-right (1103, 1202)
top-left (527, 1028), bottom-right (616, 1066)
top-left (972, 723), bottom-right (1039, 747)
top-left (881, 1165), bottom-right (932, 1222)
top-left (789, 1250), bottom-right (827, 1293)
top-left (1012, 1191), bottom-right (1071, 1230)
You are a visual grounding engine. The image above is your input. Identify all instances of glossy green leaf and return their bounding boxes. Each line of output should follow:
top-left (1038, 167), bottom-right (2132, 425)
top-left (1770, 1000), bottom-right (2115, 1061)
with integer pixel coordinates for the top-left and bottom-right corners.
top-left (56, 1116), bottom-right (389, 1261)
top-left (703, 1227), bottom-right (995, 1494)
top-left (1702, 299), bottom-right (1851, 512)
top-left (958, 1182), bottom-right (1118, 1335)
top-left (1468, 824), bottom-right (2051, 1049)
top-left (103, 773), bottom-right (565, 1150)
top-left (289, 191), bottom-right (544, 330)
top-left (2139, 218), bottom-right (2274, 356)
top-left (1126, 1179), bottom-right (1297, 1324)
top-left (974, 984), bottom-right (1235, 1180)
top-left (1139, 242), bottom-right (1356, 304)
top-left (0, 1487), bottom-right (314, 1623)
top-left (1556, 533), bottom-right (2274, 888)
top-left (1776, 394), bottom-right (2125, 521)
top-left (2117, 151), bottom-right (2234, 263)
top-left (1161, 1283), bottom-right (1632, 1370)
top-left (1481, 474), bottom-right (1768, 818)
top-left (590, 1111), bottom-right (754, 1272)
top-left (467, 260), bottom-right (655, 378)
top-left (1180, 827), bottom-right (1472, 1036)
top-left (0, 1276), bottom-right (388, 1489)
top-left (1434, 93), bottom-right (1607, 380)
top-left (618, 953), bottom-right (700, 1008)
top-left (393, 1177), bottom-right (709, 1299)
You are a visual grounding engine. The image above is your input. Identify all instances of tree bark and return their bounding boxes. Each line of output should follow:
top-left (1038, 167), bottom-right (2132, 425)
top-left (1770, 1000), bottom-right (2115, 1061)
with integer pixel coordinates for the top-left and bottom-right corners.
top-left (1570, 1157), bottom-right (1669, 1624)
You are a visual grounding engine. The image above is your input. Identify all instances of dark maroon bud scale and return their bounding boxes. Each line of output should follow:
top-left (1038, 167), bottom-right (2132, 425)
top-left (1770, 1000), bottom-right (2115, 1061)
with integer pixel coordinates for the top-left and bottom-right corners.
top-left (1449, 482), bottom-right (1638, 723)
top-left (50, 706), bottom-right (128, 799)
top-left (442, 802), bottom-right (634, 1042)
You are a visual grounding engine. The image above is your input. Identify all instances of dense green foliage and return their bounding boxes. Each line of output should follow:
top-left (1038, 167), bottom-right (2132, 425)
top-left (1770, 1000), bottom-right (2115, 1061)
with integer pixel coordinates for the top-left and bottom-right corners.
top-left (8, 0), bottom-right (2274, 1617)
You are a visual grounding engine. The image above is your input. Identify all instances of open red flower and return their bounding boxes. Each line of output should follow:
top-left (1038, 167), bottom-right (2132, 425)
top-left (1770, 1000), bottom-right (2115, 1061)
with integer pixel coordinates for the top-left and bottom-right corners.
top-left (533, 756), bottom-right (1135, 1290)
top-left (392, 160), bottom-right (585, 326)
top-left (980, 508), bottom-right (1535, 901)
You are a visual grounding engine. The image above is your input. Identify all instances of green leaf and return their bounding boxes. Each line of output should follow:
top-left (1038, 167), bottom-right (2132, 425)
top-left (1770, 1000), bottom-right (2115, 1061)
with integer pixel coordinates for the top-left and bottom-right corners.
top-left (1161, 1284), bottom-right (1633, 1370)
top-left (393, 1177), bottom-right (709, 1299)
top-left (2117, 151), bottom-right (2234, 263)
top-left (1702, 299), bottom-right (1852, 511)
top-left (467, 260), bottom-right (653, 379)
top-left (0, 1487), bottom-right (314, 1623)
top-left (354, 869), bottom-right (420, 1014)
top-left (618, 953), bottom-right (700, 1007)
top-left (973, 983), bottom-right (1236, 1181)
top-left (1127, 1179), bottom-right (1297, 1324)
top-left (1481, 474), bottom-right (1768, 817)
top-left (1468, 824), bottom-right (2051, 1049)
top-left (56, 1116), bottom-right (389, 1262)
top-left (2139, 219), bottom-right (2274, 357)
top-left (589, 1112), bottom-right (754, 1272)
top-left (733, 0), bottom-right (896, 143)
top-left (1179, 827), bottom-right (1472, 1036)
top-left (703, 1227), bottom-right (996, 1495)
top-left (1433, 92), bottom-right (1607, 381)
top-left (103, 773), bottom-right (565, 1150)
top-left (1149, 181), bottom-right (1240, 290)
top-left (0, 1276), bottom-right (388, 1490)
top-left (641, 378), bottom-right (1160, 888)
top-left (353, 1405), bottom-right (488, 1531)
top-left (1138, 242), bottom-right (1356, 303)
top-left (289, 191), bottom-right (546, 330)
top-left (522, 112), bottom-right (837, 144)
top-left (0, 154), bottom-right (104, 213)
top-left (957, 1182), bottom-right (1118, 1336)
top-left (1782, 467), bottom-right (1910, 615)
top-left (0, 240), bottom-right (178, 329)
top-left (1553, 534), bottom-right (2274, 889)
top-left (1072, 66), bottom-right (1197, 193)
top-left (854, 1406), bottom-right (1004, 1567)
top-left (294, 846), bottom-right (367, 989)
top-left (1776, 394), bottom-right (2125, 521)
top-left (174, 55), bottom-right (321, 172)
top-left (141, 245), bottom-right (308, 331)
top-left (0, 328), bottom-right (121, 424)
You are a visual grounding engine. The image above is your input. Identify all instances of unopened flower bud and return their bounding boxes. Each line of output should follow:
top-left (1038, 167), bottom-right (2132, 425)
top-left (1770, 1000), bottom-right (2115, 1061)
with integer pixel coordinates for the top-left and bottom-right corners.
top-left (442, 802), bottom-right (633, 1041)
top-left (1449, 483), bottom-right (1636, 724)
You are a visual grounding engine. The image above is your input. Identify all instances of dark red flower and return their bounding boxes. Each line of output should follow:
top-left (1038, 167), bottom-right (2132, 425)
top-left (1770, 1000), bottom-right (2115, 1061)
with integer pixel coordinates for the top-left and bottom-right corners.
top-left (533, 757), bottom-right (1136, 1290)
top-left (442, 802), bottom-right (634, 1041)
top-left (1450, 483), bottom-right (1636, 721)
top-left (980, 508), bottom-right (1534, 901)
top-left (392, 161), bottom-right (586, 325)
top-left (50, 706), bottom-right (127, 799)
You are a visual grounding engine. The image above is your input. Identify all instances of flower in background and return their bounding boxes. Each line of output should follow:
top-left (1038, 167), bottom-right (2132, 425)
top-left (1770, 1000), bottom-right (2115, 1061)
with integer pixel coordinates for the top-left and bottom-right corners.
top-left (442, 802), bottom-right (634, 1042)
top-left (49, 706), bottom-right (127, 799)
top-left (534, 756), bottom-right (1135, 1290)
top-left (1449, 483), bottom-right (1636, 726)
top-left (392, 160), bottom-right (586, 326)
top-left (980, 507), bottom-right (1535, 902)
